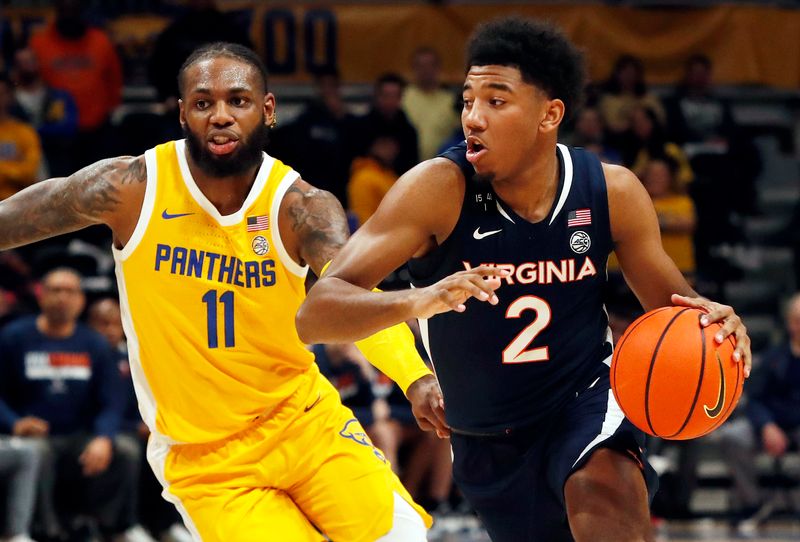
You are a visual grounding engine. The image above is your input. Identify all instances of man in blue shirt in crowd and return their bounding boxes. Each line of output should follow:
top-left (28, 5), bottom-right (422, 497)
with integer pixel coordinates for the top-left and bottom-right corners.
top-left (0, 268), bottom-right (143, 542)
top-left (721, 292), bottom-right (800, 535)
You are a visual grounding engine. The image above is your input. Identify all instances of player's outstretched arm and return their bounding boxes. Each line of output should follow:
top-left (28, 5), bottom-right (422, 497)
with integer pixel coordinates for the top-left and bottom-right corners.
top-left (296, 159), bottom-right (505, 345)
top-left (280, 176), bottom-right (450, 435)
top-left (0, 156), bottom-right (146, 250)
top-left (607, 163), bottom-right (751, 375)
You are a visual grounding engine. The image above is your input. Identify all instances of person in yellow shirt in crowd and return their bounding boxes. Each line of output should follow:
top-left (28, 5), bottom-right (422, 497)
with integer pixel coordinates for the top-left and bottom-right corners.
top-left (0, 74), bottom-right (42, 201)
top-left (642, 156), bottom-right (697, 278)
top-left (348, 132), bottom-right (401, 226)
top-left (402, 47), bottom-right (460, 160)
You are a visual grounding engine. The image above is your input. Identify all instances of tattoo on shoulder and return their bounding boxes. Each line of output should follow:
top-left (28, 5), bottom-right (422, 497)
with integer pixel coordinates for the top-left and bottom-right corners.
top-left (285, 182), bottom-right (348, 271)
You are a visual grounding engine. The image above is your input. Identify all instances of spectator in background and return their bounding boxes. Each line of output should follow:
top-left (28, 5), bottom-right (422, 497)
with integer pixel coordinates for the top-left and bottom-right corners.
top-left (665, 54), bottom-right (735, 149)
top-left (10, 47), bottom-right (78, 178)
top-left (402, 47), bottom-right (459, 160)
top-left (567, 107), bottom-right (622, 164)
top-left (147, 0), bottom-right (251, 138)
top-left (597, 55), bottom-right (665, 143)
top-left (87, 298), bottom-right (191, 542)
top-left (348, 130), bottom-right (400, 226)
top-left (0, 73), bottom-right (42, 201)
top-left (270, 68), bottom-right (357, 207)
top-left (0, 437), bottom-right (40, 542)
top-left (666, 54), bottom-right (760, 218)
top-left (720, 293), bottom-right (800, 535)
top-left (29, 0), bottom-right (123, 168)
top-left (355, 73), bottom-right (418, 175)
top-left (0, 268), bottom-right (144, 542)
top-left (642, 157), bottom-right (697, 278)
top-left (627, 106), bottom-right (694, 189)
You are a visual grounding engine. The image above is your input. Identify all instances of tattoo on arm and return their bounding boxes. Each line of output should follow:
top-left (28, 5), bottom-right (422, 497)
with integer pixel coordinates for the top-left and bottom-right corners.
top-left (0, 155), bottom-right (146, 250)
top-left (286, 183), bottom-right (349, 276)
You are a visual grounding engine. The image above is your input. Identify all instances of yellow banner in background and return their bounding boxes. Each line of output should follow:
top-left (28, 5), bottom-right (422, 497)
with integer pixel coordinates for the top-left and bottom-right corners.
top-left (4, 3), bottom-right (800, 88)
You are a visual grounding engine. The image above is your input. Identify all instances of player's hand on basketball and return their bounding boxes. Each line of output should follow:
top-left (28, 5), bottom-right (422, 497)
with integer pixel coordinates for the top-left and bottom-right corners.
top-left (761, 423), bottom-right (789, 457)
top-left (410, 265), bottom-right (508, 319)
top-left (671, 294), bottom-right (752, 378)
top-left (80, 436), bottom-right (113, 476)
top-left (406, 374), bottom-right (450, 438)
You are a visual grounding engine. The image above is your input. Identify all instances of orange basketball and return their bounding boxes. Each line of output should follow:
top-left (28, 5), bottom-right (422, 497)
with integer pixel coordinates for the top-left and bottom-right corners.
top-left (610, 306), bottom-right (744, 440)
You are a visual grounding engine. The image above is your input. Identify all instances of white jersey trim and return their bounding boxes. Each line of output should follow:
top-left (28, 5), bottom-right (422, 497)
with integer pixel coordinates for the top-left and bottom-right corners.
top-left (147, 436), bottom-right (202, 541)
top-left (113, 149), bottom-right (158, 261)
top-left (572, 388), bottom-right (625, 468)
top-left (112, 255), bottom-right (159, 437)
top-left (270, 170), bottom-right (309, 278)
top-left (549, 144), bottom-right (574, 226)
top-left (175, 139), bottom-right (273, 227)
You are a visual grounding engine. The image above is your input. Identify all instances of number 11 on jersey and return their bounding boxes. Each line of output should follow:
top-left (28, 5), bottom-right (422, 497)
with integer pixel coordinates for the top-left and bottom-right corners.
top-left (202, 290), bottom-right (235, 348)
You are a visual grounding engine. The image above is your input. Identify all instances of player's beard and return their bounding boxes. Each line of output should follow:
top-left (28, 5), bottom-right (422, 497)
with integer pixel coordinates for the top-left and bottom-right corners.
top-left (183, 120), bottom-right (270, 178)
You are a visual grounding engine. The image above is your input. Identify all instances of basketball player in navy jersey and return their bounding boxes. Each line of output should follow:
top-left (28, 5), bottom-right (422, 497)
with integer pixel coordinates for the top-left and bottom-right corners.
top-left (298, 18), bottom-right (751, 541)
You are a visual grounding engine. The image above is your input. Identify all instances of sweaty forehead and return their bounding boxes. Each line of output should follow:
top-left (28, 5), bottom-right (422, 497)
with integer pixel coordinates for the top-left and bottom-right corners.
top-left (185, 57), bottom-right (261, 93)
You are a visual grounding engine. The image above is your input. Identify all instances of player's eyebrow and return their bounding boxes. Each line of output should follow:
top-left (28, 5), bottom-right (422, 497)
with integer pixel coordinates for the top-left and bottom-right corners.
top-left (487, 82), bottom-right (513, 93)
top-left (189, 86), bottom-right (251, 95)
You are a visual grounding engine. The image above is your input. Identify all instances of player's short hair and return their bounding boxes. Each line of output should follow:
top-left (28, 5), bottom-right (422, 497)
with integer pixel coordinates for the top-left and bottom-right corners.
top-left (178, 42), bottom-right (268, 97)
top-left (466, 17), bottom-right (585, 119)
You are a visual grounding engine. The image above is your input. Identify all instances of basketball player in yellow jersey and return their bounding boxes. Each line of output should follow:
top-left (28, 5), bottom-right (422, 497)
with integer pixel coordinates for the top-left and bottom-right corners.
top-left (0, 42), bottom-right (447, 541)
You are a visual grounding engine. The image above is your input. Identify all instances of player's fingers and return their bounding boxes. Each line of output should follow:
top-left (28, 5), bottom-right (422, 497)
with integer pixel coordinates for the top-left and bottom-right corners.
top-left (437, 289), bottom-right (467, 313)
top-left (701, 304), bottom-right (733, 327)
top-left (671, 293), bottom-right (709, 311)
top-left (428, 394), bottom-right (449, 434)
top-left (448, 276), bottom-right (495, 303)
top-left (414, 416), bottom-right (435, 432)
top-left (469, 265), bottom-right (511, 279)
top-left (455, 275), bottom-right (501, 304)
top-left (712, 314), bottom-right (740, 344)
top-left (732, 327), bottom-right (752, 377)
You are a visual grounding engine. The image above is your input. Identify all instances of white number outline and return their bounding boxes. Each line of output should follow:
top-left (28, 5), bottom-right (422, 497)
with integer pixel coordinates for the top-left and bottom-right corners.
top-left (502, 295), bottom-right (551, 364)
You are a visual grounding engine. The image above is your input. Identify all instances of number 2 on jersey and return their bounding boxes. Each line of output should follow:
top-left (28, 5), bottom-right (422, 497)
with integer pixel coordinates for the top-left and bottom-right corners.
top-left (502, 295), bottom-right (551, 363)
top-left (202, 290), bottom-right (235, 348)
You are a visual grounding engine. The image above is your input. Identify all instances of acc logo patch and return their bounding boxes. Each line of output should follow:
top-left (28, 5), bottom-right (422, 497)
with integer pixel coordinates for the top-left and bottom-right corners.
top-left (251, 235), bottom-right (269, 256)
top-left (569, 231), bottom-right (591, 254)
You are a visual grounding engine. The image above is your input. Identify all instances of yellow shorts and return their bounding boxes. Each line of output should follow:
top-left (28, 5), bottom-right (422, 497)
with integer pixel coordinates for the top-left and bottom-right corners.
top-left (147, 369), bottom-right (431, 542)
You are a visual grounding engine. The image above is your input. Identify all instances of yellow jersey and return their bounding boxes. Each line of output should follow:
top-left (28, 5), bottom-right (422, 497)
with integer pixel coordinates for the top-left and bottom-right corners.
top-left (114, 140), bottom-right (314, 444)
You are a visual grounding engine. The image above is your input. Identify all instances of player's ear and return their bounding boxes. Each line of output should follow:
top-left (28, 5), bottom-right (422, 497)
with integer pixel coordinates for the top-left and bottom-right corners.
top-left (263, 92), bottom-right (276, 128)
top-left (539, 98), bottom-right (565, 134)
top-left (178, 99), bottom-right (186, 128)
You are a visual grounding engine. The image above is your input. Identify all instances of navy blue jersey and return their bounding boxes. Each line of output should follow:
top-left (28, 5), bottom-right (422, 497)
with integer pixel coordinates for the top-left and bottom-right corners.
top-left (408, 143), bottom-right (614, 434)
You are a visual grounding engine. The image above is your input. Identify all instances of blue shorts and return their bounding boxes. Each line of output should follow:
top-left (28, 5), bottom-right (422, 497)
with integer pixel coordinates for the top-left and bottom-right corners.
top-left (450, 370), bottom-right (658, 542)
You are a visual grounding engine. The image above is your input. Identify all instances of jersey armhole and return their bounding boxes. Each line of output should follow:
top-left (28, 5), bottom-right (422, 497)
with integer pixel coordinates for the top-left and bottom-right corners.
top-left (112, 149), bottom-right (157, 261)
top-left (270, 170), bottom-right (310, 278)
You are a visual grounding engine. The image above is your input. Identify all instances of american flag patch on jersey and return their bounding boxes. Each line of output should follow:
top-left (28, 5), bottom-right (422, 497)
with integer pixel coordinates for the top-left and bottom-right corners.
top-left (246, 215), bottom-right (269, 231)
top-left (567, 208), bottom-right (592, 227)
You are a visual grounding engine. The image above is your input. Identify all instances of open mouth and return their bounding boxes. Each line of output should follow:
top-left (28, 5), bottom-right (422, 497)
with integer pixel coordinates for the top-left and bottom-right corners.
top-left (207, 134), bottom-right (240, 156)
top-left (466, 136), bottom-right (487, 164)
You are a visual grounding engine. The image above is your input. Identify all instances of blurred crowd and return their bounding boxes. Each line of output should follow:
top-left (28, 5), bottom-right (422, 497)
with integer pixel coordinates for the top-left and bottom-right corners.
top-left (0, 1), bottom-right (799, 541)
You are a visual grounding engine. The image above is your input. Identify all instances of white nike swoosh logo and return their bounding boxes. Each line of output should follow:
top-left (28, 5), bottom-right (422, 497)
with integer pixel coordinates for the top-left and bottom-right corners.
top-left (473, 227), bottom-right (502, 240)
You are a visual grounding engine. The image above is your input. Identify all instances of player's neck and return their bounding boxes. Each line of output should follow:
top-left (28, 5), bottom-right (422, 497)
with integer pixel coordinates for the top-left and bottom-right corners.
top-left (491, 144), bottom-right (560, 223)
top-left (189, 163), bottom-right (260, 216)
top-left (791, 339), bottom-right (800, 357)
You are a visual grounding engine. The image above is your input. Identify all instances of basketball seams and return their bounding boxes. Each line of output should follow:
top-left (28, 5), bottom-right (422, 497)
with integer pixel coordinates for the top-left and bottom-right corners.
top-left (611, 307), bottom-right (673, 429)
top-left (611, 306), bottom-right (672, 397)
top-left (644, 307), bottom-right (692, 437)
top-left (663, 313), bottom-right (707, 439)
